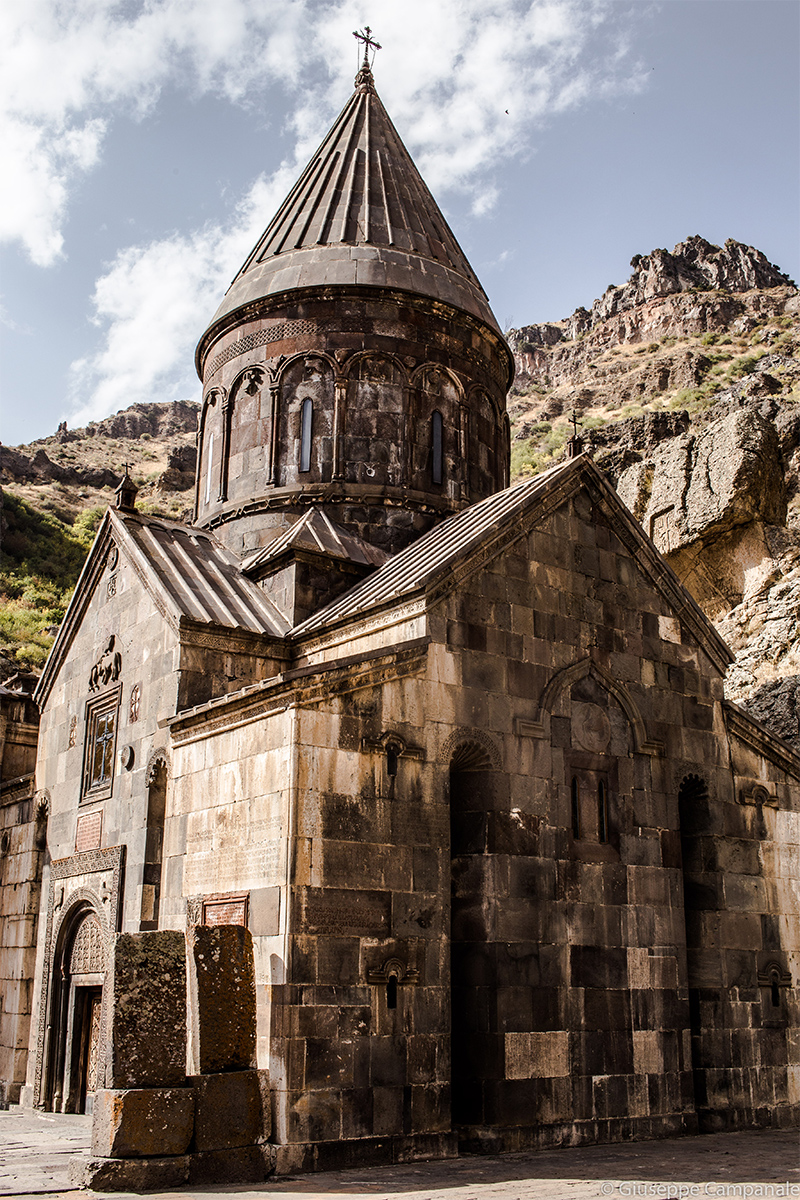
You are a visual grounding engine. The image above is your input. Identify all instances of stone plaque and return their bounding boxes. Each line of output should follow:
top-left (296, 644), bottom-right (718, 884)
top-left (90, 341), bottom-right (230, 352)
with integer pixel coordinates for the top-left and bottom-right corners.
top-left (75, 811), bottom-right (103, 853)
top-left (203, 894), bottom-right (248, 927)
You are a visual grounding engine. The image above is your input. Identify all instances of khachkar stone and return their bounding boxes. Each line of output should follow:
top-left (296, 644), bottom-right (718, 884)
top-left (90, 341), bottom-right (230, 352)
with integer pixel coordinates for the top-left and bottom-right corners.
top-left (108, 930), bottom-right (187, 1088)
top-left (188, 925), bottom-right (257, 1073)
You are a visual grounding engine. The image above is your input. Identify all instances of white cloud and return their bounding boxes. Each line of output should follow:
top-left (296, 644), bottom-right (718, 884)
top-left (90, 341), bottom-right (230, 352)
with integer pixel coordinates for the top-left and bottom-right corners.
top-left (67, 165), bottom-right (298, 426)
top-left (12, 0), bottom-right (645, 426)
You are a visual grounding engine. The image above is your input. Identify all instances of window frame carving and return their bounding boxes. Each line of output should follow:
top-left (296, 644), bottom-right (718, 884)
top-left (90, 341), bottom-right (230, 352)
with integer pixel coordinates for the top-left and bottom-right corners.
top-left (81, 685), bottom-right (122, 804)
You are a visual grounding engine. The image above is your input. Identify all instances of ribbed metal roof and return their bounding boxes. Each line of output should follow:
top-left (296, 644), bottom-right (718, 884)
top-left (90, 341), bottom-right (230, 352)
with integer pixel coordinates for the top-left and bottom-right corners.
top-left (200, 64), bottom-right (502, 344)
top-left (241, 507), bottom-right (389, 575)
top-left (288, 455), bottom-right (735, 678)
top-left (289, 464), bottom-right (571, 639)
top-left (114, 510), bottom-right (290, 637)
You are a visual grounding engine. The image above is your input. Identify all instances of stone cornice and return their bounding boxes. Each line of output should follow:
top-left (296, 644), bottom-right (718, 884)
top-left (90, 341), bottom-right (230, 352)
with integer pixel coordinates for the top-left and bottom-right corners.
top-left (200, 482), bottom-right (465, 534)
top-left (724, 700), bottom-right (800, 782)
top-left (195, 284), bottom-right (514, 389)
top-left (168, 638), bottom-right (429, 745)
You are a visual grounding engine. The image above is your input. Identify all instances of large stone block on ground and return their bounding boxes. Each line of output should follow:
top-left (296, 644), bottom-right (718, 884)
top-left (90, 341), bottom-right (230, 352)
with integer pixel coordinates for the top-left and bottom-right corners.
top-left (188, 925), bottom-right (256, 1073)
top-left (109, 930), bottom-right (187, 1088)
top-left (69, 1154), bottom-right (190, 1191)
top-left (91, 1087), bottom-right (195, 1158)
top-left (190, 1069), bottom-right (270, 1151)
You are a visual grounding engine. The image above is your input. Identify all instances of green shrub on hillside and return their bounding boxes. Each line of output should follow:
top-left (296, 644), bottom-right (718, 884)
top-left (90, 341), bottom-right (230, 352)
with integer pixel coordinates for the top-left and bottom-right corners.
top-left (0, 494), bottom-right (104, 672)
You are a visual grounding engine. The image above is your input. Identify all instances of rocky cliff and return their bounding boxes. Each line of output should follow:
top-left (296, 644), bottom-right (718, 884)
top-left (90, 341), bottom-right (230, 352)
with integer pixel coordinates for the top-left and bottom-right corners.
top-left (508, 236), bottom-right (800, 747)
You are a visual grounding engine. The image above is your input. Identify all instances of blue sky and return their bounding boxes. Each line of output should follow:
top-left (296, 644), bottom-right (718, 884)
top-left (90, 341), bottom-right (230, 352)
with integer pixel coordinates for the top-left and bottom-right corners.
top-left (1, 0), bottom-right (798, 446)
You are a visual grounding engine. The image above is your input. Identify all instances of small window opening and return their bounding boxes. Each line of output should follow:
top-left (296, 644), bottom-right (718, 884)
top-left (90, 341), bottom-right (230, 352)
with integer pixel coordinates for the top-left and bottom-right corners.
top-left (431, 410), bottom-right (443, 485)
top-left (771, 976), bottom-right (781, 1008)
top-left (598, 780), bottom-right (609, 844)
top-left (204, 432), bottom-right (214, 504)
top-left (386, 744), bottom-right (399, 777)
top-left (571, 777), bottom-right (581, 839)
top-left (387, 975), bottom-right (398, 1009)
top-left (300, 398), bottom-right (313, 472)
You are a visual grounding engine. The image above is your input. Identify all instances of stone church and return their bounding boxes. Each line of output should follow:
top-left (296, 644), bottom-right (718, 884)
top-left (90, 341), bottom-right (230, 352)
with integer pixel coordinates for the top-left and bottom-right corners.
top-left (4, 52), bottom-right (800, 1181)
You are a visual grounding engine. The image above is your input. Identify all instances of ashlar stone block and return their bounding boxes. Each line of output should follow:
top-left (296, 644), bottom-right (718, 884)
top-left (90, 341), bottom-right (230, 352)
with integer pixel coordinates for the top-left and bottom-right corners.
top-left (109, 931), bottom-right (187, 1088)
top-left (91, 1088), bottom-right (195, 1158)
top-left (190, 1069), bottom-right (270, 1150)
top-left (189, 924), bottom-right (256, 1073)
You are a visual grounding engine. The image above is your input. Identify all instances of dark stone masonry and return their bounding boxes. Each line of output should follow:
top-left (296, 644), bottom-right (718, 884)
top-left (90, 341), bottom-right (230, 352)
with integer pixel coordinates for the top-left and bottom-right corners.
top-left (2, 51), bottom-right (798, 1187)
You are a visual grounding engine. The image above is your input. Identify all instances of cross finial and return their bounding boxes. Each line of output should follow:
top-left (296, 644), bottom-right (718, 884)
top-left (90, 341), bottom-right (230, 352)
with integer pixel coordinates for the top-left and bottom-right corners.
top-left (353, 26), bottom-right (381, 68)
top-left (570, 411), bottom-right (579, 438)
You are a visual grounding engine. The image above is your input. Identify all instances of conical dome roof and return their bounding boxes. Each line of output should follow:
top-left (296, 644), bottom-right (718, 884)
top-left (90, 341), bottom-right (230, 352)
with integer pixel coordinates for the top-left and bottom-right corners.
top-left (199, 64), bottom-right (502, 352)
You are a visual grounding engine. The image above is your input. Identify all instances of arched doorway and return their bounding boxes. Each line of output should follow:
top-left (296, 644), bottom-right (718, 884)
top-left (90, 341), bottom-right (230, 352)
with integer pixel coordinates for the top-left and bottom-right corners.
top-left (45, 904), bottom-right (106, 1113)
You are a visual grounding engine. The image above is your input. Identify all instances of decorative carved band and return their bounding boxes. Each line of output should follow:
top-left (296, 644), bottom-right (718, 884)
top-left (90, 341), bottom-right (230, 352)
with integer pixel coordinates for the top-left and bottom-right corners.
top-left (207, 322), bottom-right (318, 376)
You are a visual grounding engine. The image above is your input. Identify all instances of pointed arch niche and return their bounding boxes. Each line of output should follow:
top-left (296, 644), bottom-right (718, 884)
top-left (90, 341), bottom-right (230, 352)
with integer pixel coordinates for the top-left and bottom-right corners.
top-left (516, 658), bottom-right (664, 757)
top-left (412, 366), bottom-right (463, 498)
top-left (277, 356), bottom-right (335, 487)
top-left (343, 354), bottom-right (407, 487)
top-left (517, 658), bottom-right (663, 854)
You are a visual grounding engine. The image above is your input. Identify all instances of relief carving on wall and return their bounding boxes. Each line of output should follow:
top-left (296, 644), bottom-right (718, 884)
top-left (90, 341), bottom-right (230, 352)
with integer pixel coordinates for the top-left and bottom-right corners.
top-left (88, 635), bottom-right (122, 693)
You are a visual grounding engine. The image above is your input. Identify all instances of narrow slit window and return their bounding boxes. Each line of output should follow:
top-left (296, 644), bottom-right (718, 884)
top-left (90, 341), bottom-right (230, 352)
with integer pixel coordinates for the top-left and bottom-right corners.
top-left (771, 977), bottom-right (781, 1008)
top-left (598, 780), bottom-right (609, 844)
top-left (204, 433), bottom-right (214, 504)
top-left (432, 410), bottom-right (443, 485)
top-left (387, 975), bottom-right (398, 1009)
top-left (300, 398), bottom-right (313, 472)
top-left (571, 777), bottom-right (581, 839)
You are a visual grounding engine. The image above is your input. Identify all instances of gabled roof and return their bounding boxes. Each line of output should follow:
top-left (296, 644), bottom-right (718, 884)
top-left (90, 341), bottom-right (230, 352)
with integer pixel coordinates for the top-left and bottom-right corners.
top-left (241, 507), bottom-right (389, 576)
top-left (197, 63), bottom-right (504, 365)
top-left (289, 455), bottom-right (734, 674)
top-left (35, 508), bottom-right (290, 708)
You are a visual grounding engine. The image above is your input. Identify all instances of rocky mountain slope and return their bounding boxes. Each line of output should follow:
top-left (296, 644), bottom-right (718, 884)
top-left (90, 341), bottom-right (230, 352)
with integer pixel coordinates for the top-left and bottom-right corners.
top-left (507, 236), bottom-right (800, 745)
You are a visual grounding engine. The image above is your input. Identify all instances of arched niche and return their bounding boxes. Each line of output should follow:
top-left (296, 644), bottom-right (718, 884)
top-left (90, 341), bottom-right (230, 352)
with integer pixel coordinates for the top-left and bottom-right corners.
top-left (343, 354), bottom-right (407, 487)
top-left (467, 385), bottom-right (502, 497)
top-left (195, 387), bottom-right (225, 518)
top-left (520, 657), bottom-right (663, 758)
top-left (411, 366), bottom-right (464, 496)
top-left (141, 751), bottom-right (169, 930)
top-left (277, 356), bottom-right (335, 486)
top-left (226, 367), bottom-right (268, 491)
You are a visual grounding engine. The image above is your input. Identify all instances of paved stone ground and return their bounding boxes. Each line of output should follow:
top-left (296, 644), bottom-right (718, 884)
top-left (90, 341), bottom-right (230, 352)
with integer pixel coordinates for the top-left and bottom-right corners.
top-left (0, 1107), bottom-right (797, 1200)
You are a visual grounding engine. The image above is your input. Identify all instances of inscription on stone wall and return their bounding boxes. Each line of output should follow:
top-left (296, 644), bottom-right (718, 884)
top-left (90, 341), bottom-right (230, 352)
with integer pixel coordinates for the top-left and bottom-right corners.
top-left (75, 811), bottom-right (103, 853)
top-left (183, 816), bottom-right (283, 894)
top-left (301, 887), bottom-right (390, 936)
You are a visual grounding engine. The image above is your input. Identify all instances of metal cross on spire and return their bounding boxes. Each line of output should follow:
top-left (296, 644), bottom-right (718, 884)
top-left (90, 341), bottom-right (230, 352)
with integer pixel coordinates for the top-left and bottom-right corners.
top-left (353, 25), bottom-right (381, 68)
